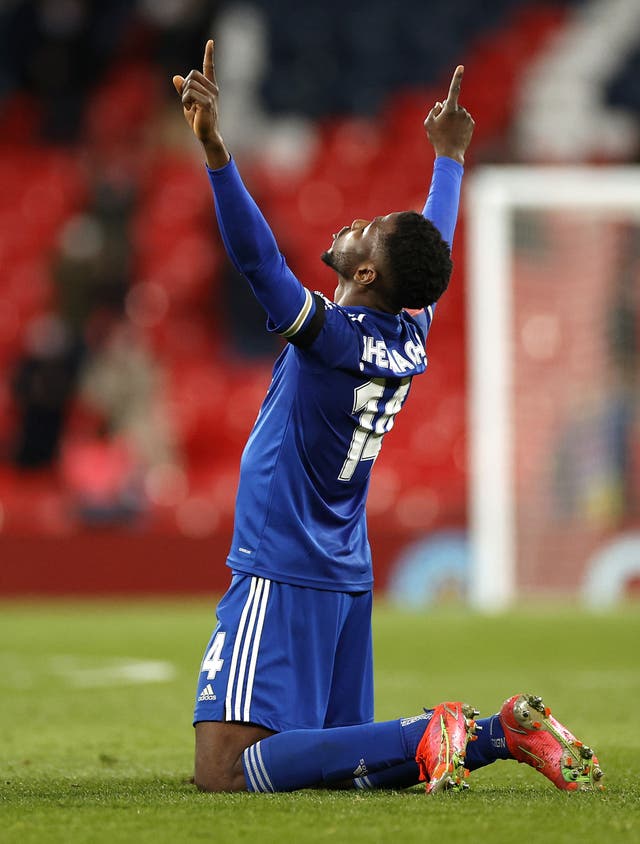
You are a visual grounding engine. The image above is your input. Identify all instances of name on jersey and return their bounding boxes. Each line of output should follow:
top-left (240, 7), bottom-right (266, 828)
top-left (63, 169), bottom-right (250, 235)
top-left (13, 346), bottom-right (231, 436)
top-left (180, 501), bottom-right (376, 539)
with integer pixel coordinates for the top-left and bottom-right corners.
top-left (361, 335), bottom-right (426, 373)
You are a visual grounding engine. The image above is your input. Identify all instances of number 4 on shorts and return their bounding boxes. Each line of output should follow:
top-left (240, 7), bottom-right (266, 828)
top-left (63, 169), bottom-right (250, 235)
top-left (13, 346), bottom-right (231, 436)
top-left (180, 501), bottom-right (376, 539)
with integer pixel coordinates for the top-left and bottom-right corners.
top-left (202, 632), bottom-right (226, 679)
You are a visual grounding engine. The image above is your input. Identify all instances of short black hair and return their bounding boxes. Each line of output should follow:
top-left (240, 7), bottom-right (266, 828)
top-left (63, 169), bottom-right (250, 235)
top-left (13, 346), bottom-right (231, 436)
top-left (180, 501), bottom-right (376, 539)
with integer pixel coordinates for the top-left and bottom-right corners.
top-left (383, 211), bottom-right (453, 310)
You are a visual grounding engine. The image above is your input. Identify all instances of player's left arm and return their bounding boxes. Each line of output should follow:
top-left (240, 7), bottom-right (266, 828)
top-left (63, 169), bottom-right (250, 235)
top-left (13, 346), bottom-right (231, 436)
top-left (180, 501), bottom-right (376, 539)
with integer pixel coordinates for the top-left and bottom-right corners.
top-left (423, 66), bottom-right (474, 246)
top-left (409, 66), bottom-right (474, 333)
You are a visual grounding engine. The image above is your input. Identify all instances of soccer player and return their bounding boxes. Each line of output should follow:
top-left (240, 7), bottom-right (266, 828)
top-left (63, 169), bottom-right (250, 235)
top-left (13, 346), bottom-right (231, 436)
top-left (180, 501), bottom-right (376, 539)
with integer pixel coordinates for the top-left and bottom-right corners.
top-left (173, 41), bottom-right (604, 794)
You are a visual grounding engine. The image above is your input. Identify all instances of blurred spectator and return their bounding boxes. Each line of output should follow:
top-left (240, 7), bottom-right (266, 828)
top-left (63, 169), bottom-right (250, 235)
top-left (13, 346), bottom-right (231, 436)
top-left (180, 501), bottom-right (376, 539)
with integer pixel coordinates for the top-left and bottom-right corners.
top-left (60, 418), bottom-right (145, 527)
top-left (139, 0), bottom-right (217, 75)
top-left (54, 160), bottom-right (136, 332)
top-left (11, 314), bottom-right (82, 467)
top-left (221, 258), bottom-right (283, 358)
top-left (79, 317), bottom-right (175, 472)
top-left (554, 223), bottom-right (640, 525)
top-left (0, 0), bottom-right (131, 142)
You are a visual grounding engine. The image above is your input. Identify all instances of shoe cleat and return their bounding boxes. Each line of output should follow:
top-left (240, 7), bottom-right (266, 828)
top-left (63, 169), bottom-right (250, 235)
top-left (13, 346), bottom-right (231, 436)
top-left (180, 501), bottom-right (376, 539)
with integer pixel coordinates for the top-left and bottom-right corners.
top-left (499, 694), bottom-right (604, 792)
top-left (415, 701), bottom-right (480, 794)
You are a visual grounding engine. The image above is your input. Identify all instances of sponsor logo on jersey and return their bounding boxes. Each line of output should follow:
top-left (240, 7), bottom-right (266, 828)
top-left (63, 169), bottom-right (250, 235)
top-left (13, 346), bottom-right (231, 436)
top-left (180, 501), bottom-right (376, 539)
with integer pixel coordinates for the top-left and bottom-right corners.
top-left (198, 683), bottom-right (217, 702)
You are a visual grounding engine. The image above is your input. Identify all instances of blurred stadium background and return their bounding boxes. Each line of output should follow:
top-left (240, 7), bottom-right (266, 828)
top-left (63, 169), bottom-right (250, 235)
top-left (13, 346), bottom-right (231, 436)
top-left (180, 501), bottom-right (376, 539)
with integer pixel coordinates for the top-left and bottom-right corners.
top-left (0, 0), bottom-right (638, 606)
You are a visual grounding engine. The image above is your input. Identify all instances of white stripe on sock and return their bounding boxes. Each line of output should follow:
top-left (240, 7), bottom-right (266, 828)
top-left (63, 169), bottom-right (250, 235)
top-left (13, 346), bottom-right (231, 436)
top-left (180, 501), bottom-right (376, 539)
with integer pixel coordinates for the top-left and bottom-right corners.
top-left (233, 578), bottom-right (264, 720)
top-left (243, 747), bottom-right (260, 792)
top-left (225, 577), bottom-right (258, 720)
top-left (254, 740), bottom-right (275, 793)
top-left (243, 579), bottom-right (271, 721)
top-left (248, 743), bottom-right (270, 793)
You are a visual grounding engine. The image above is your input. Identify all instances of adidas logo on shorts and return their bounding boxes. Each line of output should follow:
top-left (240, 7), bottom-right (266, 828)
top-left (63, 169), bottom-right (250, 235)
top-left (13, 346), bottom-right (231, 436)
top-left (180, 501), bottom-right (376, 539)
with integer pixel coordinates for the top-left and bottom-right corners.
top-left (198, 683), bottom-right (217, 702)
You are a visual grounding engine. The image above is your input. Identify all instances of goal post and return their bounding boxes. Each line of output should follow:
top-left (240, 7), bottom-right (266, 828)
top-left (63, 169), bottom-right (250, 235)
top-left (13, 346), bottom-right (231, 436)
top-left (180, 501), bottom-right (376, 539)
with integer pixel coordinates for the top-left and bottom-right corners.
top-left (466, 166), bottom-right (640, 611)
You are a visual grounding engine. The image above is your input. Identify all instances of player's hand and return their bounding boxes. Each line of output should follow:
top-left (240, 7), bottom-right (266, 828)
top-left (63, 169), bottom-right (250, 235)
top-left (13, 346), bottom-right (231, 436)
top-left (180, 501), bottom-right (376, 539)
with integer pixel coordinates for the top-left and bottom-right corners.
top-left (424, 66), bottom-right (475, 165)
top-left (173, 40), bottom-right (229, 168)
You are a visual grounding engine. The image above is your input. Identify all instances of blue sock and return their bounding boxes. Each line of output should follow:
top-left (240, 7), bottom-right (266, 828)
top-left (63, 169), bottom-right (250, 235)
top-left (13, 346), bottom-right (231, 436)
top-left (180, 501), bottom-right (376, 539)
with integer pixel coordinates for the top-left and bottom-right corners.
top-left (354, 760), bottom-right (420, 790)
top-left (351, 712), bottom-right (430, 790)
top-left (464, 714), bottom-right (513, 771)
top-left (242, 715), bottom-right (429, 792)
top-left (398, 711), bottom-right (433, 756)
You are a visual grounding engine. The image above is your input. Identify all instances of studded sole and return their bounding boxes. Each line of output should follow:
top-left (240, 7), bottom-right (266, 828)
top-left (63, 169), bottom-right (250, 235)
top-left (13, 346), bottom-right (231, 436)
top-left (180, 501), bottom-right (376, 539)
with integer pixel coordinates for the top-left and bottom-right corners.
top-left (513, 694), bottom-right (604, 791)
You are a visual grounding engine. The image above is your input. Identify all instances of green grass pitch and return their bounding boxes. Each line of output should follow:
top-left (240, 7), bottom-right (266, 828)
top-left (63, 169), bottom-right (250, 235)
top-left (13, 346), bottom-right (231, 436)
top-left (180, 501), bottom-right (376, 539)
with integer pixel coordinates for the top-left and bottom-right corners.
top-left (1, 599), bottom-right (639, 843)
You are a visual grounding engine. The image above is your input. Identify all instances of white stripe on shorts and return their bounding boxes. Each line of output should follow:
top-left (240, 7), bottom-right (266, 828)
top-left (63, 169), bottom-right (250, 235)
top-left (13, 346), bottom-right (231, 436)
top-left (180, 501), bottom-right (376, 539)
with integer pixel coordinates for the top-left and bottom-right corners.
top-left (225, 576), bottom-right (258, 720)
top-left (243, 579), bottom-right (270, 721)
top-left (225, 576), bottom-right (271, 723)
top-left (233, 578), bottom-right (264, 720)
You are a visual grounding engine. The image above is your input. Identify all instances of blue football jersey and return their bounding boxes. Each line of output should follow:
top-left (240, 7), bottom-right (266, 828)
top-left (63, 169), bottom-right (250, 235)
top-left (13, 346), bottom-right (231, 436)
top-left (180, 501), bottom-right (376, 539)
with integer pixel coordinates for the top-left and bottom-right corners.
top-left (228, 296), bottom-right (434, 590)
top-left (206, 156), bottom-right (462, 591)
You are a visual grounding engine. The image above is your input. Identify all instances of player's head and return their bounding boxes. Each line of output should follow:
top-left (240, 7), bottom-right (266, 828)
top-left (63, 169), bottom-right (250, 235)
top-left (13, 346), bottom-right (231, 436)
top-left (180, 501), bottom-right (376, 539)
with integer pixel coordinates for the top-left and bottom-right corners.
top-left (321, 211), bottom-right (453, 312)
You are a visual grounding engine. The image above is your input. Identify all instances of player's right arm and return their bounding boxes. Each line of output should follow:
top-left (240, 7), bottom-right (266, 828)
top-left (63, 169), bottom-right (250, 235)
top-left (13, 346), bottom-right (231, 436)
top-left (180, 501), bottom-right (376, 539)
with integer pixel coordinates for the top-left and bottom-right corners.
top-left (173, 41), bottom-right (315, 342)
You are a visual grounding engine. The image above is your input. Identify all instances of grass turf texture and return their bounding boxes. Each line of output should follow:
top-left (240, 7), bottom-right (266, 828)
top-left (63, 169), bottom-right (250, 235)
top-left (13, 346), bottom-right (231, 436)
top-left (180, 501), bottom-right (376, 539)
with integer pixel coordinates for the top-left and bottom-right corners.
top-left (1, 601), bottom-right (639, 843)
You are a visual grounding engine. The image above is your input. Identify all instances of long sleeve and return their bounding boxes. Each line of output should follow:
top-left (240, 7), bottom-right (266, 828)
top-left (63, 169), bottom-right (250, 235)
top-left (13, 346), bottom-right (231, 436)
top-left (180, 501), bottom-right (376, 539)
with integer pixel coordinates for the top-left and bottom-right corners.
top-left (407, 155), bottom-right (464, 331)
top-left (206, 158), bottom-right (313, 338)
top-left (422, 156), bottom-right (463, 247)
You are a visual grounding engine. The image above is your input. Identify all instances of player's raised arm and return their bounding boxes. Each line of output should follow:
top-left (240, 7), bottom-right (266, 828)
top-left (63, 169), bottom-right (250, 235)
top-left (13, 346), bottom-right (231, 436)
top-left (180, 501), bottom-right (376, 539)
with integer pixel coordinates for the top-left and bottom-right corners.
top-left (424, 66), bottom-right (475, 165)
top-left (421, 66), bottom-right (475, 251)
top-left (173, 40), bottom-right (230, 170)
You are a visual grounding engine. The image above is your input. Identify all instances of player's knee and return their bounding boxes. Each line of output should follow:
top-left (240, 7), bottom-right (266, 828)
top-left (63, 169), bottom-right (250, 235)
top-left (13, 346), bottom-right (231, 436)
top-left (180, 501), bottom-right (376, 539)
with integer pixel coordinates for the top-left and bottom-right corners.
top-left (194, 762), bottom-right (246, 793)
top-left (193, 738), bottom-right (249, 792)
top-left (194, 720), bottom-right (274, 793)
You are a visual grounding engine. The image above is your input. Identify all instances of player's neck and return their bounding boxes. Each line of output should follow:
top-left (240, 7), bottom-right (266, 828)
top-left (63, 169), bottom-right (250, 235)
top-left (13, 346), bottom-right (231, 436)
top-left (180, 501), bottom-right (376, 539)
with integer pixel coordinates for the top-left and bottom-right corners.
top-left (335, 287), bottom-right (398, 314)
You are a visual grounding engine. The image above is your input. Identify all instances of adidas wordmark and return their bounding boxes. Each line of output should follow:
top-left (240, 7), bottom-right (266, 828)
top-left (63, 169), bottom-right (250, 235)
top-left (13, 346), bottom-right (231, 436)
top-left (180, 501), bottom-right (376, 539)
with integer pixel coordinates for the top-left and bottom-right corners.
top-left (198, 683), bottom-right (217, 702)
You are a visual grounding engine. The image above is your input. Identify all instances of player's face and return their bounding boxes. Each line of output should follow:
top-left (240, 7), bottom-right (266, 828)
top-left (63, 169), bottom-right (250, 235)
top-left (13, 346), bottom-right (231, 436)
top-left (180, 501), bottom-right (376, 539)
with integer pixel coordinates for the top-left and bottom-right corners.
top-left (321, 213), bottom-right (400, 293)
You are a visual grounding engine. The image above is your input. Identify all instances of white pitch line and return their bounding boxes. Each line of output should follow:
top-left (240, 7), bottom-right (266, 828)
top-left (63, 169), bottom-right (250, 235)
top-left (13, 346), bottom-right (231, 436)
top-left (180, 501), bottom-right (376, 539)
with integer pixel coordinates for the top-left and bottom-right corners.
top-left (49, 656), bottom-right (176, 687)
top-left (0, 653), bottom-right (176, 689)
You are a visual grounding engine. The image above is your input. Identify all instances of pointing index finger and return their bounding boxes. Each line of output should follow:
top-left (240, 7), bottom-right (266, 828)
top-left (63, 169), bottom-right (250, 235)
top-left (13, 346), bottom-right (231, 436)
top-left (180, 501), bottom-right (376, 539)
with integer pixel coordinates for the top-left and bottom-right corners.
top-left (203, 39), bottom-right (215, 83)
top-left (444, 65), bottom-right (464, 111)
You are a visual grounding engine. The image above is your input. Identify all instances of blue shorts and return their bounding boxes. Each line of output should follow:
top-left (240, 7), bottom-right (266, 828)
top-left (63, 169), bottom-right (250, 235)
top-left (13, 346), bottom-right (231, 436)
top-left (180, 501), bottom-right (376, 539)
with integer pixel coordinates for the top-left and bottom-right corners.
top-left (193, 574), bottom-right (374, 732)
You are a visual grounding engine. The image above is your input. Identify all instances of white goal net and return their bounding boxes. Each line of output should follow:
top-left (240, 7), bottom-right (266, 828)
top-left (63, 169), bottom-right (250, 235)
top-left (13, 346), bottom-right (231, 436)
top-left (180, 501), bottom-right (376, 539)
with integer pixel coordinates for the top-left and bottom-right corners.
top-left (467, 167), bottom-right (640, 610)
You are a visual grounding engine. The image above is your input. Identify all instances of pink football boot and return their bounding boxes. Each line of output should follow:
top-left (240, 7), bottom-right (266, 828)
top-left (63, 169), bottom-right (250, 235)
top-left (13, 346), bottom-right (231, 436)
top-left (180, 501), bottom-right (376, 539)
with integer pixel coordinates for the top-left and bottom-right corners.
top-left (415, 701), bottom-right (479, 793)
top-left (499, 694), bottom-right (604, 791)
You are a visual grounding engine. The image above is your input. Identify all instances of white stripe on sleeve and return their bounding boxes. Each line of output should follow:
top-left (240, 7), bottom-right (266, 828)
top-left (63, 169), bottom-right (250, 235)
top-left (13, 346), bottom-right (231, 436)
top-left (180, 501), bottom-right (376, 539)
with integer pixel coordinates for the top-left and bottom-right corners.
top-left (281, 287), bottom-right (313, 338)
